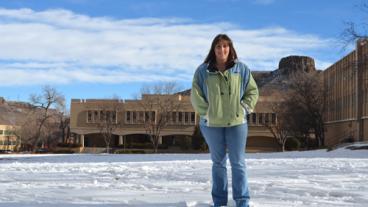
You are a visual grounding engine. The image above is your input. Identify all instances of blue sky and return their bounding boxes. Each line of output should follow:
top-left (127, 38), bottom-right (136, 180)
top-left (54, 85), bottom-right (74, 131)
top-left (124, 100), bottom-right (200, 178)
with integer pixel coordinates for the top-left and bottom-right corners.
top-left (0, 0), bottom-right (365, 109)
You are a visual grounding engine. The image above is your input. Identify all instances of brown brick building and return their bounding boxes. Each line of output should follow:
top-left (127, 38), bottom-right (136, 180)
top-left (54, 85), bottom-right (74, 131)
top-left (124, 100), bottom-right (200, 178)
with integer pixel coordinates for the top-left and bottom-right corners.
top-left (70, 95), bottom-right (198, 152)
top-left (324, 39), bottom-right (368, 146)
top-left (70, 93), bottom-right (278, 153)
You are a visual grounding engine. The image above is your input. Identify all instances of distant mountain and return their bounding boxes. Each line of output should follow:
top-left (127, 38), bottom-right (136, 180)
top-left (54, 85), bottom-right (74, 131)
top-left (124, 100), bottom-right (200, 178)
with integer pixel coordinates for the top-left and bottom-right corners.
top-left (0, 97), bottom-right (34, 125)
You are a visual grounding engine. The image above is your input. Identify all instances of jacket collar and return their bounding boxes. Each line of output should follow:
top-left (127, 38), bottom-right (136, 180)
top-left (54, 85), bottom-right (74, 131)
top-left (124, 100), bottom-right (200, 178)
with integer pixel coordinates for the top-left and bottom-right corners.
top-left (206, 60), bottom-right (238, 74)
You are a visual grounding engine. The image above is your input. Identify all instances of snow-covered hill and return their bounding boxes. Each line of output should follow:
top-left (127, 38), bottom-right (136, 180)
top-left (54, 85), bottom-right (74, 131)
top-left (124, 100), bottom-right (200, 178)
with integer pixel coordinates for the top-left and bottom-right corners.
top-left (0, 145), bottom-right (367, 207)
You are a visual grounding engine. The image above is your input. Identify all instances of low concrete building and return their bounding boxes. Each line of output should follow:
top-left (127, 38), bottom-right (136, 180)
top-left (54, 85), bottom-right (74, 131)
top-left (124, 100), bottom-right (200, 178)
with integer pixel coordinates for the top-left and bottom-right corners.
top-left (70, 93), bottom-right (278, 152)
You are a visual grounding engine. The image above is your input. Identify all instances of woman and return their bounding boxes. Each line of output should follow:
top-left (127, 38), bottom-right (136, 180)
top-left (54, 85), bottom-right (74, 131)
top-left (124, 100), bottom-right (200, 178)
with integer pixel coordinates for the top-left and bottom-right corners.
top-left (191, 34), bottom-right (258, 207)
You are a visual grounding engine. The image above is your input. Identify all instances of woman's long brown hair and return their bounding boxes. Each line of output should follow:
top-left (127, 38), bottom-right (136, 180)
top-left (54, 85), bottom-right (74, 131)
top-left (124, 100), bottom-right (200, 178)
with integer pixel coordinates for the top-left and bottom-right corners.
top-left (204, 34), bottom-right (238, 70)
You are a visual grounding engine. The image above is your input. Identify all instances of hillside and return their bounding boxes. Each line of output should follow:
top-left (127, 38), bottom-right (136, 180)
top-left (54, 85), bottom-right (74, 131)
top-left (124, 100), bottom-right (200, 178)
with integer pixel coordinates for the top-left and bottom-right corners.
top-left (0, 97), bottom-right (34, 125)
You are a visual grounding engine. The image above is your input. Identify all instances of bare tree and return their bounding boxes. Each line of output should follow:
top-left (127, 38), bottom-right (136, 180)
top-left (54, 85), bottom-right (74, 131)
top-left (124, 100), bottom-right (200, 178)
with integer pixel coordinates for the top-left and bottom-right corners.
top-left (341, 2), bottom-right (368, 47)
top-left (43, 116), bottom-right (64, 149)
top-left (11, 113), bottom-right (39, 151)
top-left (95, 102), bottom-right (121, 153)
top-left (264, 104), bottom-right (290, 152)
top-left (58, 113), bottom-right (70, 144)
top-left (285, 72), bottom-right (326, 148)
top-left (284, 95), bottom-right (317, 149)
top-left (30, 86), bottom-right (65, 151)
top-left (139, 82), bottom-right (182, 153)
top-left (56, 104), bottom-right (70, 144)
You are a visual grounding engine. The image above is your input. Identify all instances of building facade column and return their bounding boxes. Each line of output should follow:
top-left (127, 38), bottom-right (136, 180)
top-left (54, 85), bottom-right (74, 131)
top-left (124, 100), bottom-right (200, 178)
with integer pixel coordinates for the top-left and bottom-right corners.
top-left (158, 136), bottom-right (162, 145)
top-left (357, 39), bottom-right (366, 141)
top-left (80, 134), bottom-right (85, 147)
top-left (119, 135), bottom-right (124, 145)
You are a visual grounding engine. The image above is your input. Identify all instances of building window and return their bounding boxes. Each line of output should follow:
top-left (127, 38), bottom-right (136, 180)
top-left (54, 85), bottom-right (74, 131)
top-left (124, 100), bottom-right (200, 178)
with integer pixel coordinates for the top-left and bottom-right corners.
top-left (100, 111), bottom-right (105, 122)
top-left (87, 111), bottom-right (93, 123)
top-left (145, 112), bottom-right (150, 122)
top-left (87, 110), bottom-right (118, 123)
top-left (151, 111), bottom-right (156, 122)
top-left (105, 111), bottom-right (117, 123)
top-left (112, 111), bottom-right (117, 123)
top-left (185, 112), bottom-right (189, 124)
top-left (4, 130), bottom-right (13, 136)
top-left (126, 111), bottom-right (131, 123)
top-left (94, 111), bottom-right (99, 122)
top-left (134, 111), bottom-right (141, 123)
top-left (265, 113), bottom-right (270, 124)
top-left (0, 130), bottom-right (3, 135)
top-left (95, 110), bottom-right (117, 123)
top-left (133, 111), bottom-right (137, 123)
top-left (172, 112), bottom-right (177, 124)
top-left (145, 111), bottom-right (155, 122)
top-left (258, 113), bottom-right (264, 125)
top-left (252, 113), bottom-right (256, 124)
top-left (272, 113), bottom-right (276, 124)
top-left (178, 112), bottom-right (183, 123)
top-left (106, 111), bottom-right (111, 121)
top-left (190, 112), bottom-right (195, 124)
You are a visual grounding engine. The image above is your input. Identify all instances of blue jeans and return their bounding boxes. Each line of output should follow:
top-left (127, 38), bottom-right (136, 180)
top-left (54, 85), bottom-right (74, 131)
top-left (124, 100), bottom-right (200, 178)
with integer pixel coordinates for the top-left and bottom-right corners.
top-left (200, 123), bottom-right (250, 207)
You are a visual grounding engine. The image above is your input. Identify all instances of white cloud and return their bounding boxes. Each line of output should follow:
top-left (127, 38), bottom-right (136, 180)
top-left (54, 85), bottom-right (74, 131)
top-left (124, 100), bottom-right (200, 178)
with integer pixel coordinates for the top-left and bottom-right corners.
top-left (0, 8), bottom-right (335, 86)
top-left (0, 62), bottom-right (183, 86)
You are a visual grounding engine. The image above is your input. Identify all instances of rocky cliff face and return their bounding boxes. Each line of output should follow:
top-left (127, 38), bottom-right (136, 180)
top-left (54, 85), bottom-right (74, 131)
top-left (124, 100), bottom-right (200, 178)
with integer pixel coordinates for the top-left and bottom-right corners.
top-left (278, 55), bottom-right (316, 76)
top-left (252, 55), bottom-right (319, 96)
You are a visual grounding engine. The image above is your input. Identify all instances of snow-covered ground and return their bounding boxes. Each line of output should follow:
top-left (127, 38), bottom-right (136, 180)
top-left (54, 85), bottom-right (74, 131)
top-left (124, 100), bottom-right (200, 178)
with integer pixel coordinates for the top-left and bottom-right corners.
top-left (0, 145), bottom-right (367, 207)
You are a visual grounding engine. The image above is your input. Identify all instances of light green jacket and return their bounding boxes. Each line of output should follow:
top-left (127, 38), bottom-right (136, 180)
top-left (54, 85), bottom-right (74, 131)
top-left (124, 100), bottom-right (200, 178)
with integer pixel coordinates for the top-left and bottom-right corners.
top-left (191, 61), bottom-right (259, 127)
